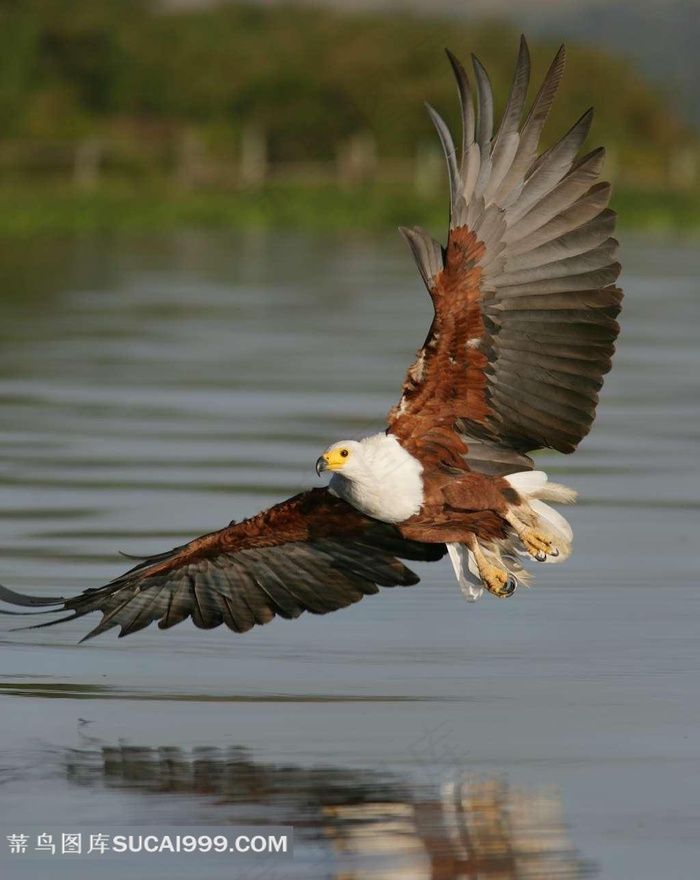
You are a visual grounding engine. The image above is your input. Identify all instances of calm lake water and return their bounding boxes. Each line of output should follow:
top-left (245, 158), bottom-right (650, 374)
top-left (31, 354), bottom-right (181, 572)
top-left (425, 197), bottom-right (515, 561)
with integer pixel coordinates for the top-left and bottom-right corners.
top-left (0, 231), bottom-right (698, 879)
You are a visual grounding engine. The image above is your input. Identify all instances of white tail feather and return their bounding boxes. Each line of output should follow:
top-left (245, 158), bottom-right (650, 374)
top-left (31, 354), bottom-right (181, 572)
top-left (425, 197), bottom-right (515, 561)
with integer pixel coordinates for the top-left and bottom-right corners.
top-left (537, 482), bottom-right (577, 504)
top-left (504, 470), bottom-right (548, 494)
top-left (530, 498), bottom-right (573, 543)
top-left (447, 543), bottom-right (483, 602)
top-left (505, 470), bottom-right (577, 503)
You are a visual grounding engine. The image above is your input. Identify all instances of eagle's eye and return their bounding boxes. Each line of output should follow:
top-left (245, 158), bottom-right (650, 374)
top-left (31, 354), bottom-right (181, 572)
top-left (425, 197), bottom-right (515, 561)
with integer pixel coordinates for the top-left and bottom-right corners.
top-left (340, 449), bottom-right (349, 458)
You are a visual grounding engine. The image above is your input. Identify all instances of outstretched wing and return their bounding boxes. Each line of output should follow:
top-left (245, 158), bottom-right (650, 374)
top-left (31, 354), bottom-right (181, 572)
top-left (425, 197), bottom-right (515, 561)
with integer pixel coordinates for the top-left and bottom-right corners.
top-left (0, 489), bottom-right (445, 641)
top-left (388, 38), bottom-right (622, 475)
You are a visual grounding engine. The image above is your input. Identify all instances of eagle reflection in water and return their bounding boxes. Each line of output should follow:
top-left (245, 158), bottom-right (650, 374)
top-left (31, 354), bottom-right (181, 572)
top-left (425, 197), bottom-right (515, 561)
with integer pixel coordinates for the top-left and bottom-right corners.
top-left (65, 745), bottom-right (594, 879)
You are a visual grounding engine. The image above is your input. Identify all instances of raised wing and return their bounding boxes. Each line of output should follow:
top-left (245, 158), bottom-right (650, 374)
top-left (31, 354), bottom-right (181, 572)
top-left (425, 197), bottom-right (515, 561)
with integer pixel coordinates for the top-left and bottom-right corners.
top-left (388, 38), bottom-right (622, 474)
top-left (0, 489), bottom-right (445, 641)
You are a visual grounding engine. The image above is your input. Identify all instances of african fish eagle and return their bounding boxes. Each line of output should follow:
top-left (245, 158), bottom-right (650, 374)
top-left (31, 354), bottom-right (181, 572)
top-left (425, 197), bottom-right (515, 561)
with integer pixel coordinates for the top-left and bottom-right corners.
top-left (0, 37), bottom-right (621, 640)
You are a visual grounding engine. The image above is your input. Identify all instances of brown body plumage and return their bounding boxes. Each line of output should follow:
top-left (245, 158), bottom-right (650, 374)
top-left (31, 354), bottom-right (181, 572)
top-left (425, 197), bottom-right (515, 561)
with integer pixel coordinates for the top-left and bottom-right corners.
top-left (0, 36), bottom-right (621, 640)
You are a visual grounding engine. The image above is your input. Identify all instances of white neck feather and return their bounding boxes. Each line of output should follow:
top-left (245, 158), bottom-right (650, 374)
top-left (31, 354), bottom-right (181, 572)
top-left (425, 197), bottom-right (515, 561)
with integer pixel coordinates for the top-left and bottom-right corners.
top-left (329, 433), bottom-right (424, 523)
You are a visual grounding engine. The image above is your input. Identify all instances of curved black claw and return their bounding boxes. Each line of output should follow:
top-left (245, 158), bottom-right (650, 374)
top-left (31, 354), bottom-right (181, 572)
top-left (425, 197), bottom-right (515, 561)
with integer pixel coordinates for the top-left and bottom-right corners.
top-left (502, 575), bottom-right (518, 597)
top-left (549, 547), bottom-right (560, 558)
top-left (534, 550), bottom-right (547, 562)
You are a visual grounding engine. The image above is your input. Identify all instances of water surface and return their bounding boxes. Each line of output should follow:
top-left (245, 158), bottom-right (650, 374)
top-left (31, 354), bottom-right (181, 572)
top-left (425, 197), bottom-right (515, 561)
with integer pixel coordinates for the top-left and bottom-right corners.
top-left (0, 232), bottom-right (698, 879)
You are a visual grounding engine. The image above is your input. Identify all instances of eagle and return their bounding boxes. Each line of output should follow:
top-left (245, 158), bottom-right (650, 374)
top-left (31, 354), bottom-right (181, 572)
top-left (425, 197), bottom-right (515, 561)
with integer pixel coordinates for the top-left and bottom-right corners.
top-left (0, 37), bottom-right (621, 642)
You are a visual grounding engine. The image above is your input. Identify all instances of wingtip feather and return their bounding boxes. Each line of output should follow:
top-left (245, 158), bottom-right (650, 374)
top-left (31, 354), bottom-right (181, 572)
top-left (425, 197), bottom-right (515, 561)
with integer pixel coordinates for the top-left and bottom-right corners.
top-left (0, 582), bottom-right (66, 607)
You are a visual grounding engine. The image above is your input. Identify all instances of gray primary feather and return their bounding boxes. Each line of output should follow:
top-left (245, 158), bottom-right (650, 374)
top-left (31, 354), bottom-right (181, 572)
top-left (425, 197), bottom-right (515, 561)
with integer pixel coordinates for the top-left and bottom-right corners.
top-left (486, 36), bottom-right (531, 202)
top-left (398, 226), bottom-right (444, 292)
top-left (495, 45), bottom-right (566, 206)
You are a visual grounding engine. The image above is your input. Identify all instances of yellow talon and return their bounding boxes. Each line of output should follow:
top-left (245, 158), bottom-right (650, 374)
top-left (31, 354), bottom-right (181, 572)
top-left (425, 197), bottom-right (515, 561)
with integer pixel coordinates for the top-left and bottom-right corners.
top-left (520, 529), bottom-right (558, 561)
top-left (466, 535), bottom-right (518, 598)
top-left (481, 565), bottom-right (517, 599)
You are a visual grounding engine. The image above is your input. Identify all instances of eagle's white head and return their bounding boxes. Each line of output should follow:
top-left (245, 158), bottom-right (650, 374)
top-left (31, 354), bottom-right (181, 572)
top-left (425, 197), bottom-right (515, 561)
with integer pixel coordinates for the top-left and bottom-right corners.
top-left (315, 432), bottom-right (424, 523)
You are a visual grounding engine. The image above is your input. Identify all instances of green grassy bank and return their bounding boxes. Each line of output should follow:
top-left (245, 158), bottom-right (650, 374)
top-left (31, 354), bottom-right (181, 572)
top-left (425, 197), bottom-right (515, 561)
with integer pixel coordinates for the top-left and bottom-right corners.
top-left (0, 183), bottom-right (696, 238)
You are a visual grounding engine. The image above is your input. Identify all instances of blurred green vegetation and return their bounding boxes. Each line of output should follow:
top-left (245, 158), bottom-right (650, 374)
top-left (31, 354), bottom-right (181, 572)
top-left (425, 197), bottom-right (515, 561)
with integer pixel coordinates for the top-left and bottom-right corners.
top-left (0, 183), bottom-right (695, 237)
top-left (0, 0), bottom-right (697, 233)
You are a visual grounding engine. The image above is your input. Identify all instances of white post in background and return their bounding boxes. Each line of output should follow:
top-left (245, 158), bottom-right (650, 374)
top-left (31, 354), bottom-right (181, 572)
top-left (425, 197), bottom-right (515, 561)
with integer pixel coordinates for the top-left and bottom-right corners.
top-left (668, 145), bottom-right (698, 192)
top-left (74, 137), bottom-right (102, 190)
top-left (176, 130), bottom-right (206, 190)
top-left (239, 124), bottom-right (267, 186)
top-left (337, 132), bottom-right (377, 187)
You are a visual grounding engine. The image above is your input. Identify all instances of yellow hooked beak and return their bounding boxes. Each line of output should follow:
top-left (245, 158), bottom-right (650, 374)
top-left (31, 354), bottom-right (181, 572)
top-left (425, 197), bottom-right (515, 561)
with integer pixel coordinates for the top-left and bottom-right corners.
top-left (315, 449), bottom-right (347, 476)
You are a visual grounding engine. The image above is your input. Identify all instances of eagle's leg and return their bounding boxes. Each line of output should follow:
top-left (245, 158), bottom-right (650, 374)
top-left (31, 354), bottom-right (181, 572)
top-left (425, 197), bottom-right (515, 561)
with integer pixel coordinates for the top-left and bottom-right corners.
top-left (504, 511), bottom-right (559, 562)
top-left (465, 535), bottom-right (517, 599)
